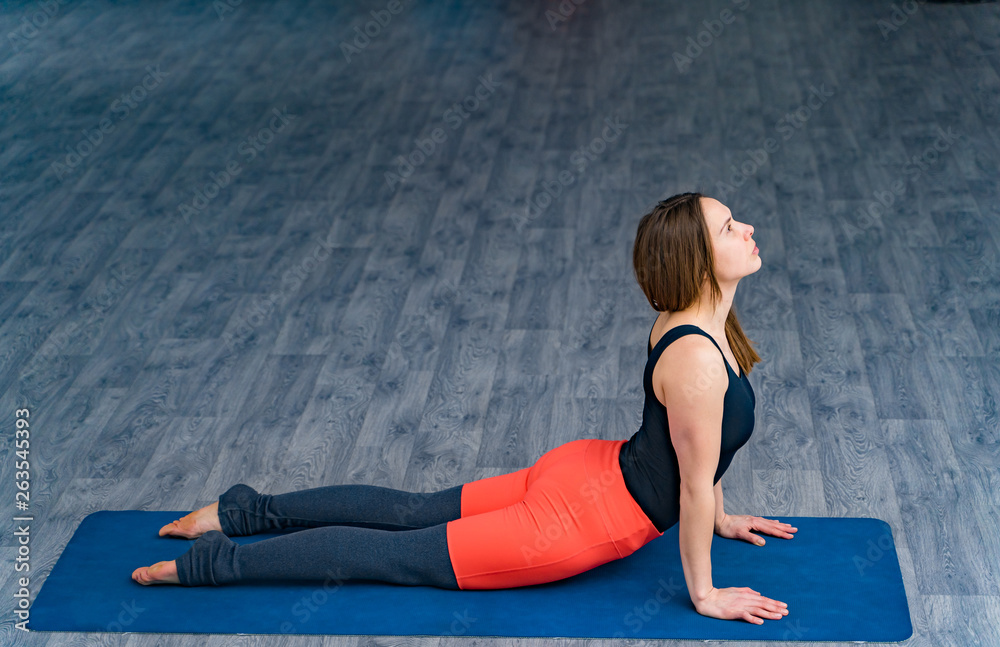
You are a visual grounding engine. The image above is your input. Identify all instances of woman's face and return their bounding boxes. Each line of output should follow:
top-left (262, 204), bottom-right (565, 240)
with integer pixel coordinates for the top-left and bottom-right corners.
top-left (700, 197), bottom-right (760, 282)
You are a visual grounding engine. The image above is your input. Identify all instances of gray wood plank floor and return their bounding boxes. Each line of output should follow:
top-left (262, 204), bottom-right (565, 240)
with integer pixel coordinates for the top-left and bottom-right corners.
top-left (2, 0), bottom-right (999, 645)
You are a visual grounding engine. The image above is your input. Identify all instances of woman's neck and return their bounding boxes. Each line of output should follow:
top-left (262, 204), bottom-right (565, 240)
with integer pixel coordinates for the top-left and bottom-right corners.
top-left (658, 279), bottom-right (737, 337)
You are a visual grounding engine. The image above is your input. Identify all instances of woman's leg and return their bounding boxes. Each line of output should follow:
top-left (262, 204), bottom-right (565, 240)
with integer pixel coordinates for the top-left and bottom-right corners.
top-left (135, 440), bottom-right (654, 590)
top-left (183, 482), bottom-right (464, 537)
top-left (457, 440), bottom-right (593, 518)
top-left (140, 445), bottom-right (574, 586)
top-left (170, 523), bottom-right (459, 589)
top-left (445, 439), bottom-right (661, 590)
top-left (164, 441), bottom-right (588, 539)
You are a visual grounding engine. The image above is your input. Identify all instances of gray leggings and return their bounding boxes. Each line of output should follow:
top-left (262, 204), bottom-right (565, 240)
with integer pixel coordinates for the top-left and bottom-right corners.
top-left (174, 483), bottom-right (463, 589)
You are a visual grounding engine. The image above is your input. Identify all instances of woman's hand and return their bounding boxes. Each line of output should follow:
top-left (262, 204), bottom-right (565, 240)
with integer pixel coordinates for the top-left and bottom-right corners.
top-left (694, 586), bottom-right (788, 624)
top-left (715, 514), bottom-right (797, 545)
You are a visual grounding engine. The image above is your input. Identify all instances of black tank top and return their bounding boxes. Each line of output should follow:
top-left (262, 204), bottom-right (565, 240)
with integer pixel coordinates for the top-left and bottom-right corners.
top-left (618, 323), bottom-right (756, 532)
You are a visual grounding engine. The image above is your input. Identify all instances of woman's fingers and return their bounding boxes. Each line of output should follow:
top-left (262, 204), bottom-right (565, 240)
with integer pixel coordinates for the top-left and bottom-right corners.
top-left (764, 605), bottom-right (788, 619)
top-left (774, 520), bottom-right (798, 537)
top-left (744, 592), bottom-right (787, 609)
top-left (720, 589), bottom-right (789, 624)
top-left (754, 518), bottom-right (797, 538)
top-left (755, 594), bottom-right (786, 607)
top-left (751, 606), bottom-right (787, 620)
top-left (745, 599), bottom-right (789, 623)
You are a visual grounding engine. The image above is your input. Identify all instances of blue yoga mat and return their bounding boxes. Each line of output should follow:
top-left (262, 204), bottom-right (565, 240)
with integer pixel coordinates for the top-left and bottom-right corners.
top-left (30, 512), bottom-right (911, 641)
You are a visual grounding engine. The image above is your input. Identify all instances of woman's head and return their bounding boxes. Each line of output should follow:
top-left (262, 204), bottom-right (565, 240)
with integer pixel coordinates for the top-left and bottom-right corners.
top-left (632, 192), bottom-right (759, 312)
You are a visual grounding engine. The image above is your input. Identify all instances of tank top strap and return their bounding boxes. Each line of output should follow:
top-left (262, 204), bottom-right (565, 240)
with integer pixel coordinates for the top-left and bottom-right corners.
top-left (647, 323), bottom-right (734, 376)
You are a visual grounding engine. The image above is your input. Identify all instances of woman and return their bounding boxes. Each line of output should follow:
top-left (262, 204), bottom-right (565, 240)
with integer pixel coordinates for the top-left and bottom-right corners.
top-left (133, 192), bottom-right (796, 625)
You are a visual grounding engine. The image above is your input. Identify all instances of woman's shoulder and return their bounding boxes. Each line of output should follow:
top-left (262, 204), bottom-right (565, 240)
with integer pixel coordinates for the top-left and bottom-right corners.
top-left (649, 314), bottom-right (717, 354)
top-left (649, 320), bottom-right (729, 407)
top-left (658, 331), bottom-right (726, 371)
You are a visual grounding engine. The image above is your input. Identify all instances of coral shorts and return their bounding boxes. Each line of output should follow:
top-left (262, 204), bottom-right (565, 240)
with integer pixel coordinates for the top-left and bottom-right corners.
top-left (445, 438), bottom-right (663, 590)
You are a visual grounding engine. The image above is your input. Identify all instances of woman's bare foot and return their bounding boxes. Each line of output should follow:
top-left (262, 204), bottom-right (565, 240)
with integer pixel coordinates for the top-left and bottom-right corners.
top-left (132, 560), bottom-right (180, 585)
top-left (159, 502), bottom-right (222, 539)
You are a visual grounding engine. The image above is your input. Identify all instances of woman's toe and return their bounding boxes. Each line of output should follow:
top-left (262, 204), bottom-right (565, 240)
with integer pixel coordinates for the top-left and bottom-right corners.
top-left (132, 561), bottom-right (178, 585)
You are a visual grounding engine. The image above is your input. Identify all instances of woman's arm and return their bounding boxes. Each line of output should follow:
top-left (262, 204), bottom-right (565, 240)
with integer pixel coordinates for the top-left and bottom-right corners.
top-left (679, 484), bottom-right (717, 603)
top-left (653, 336), bottom-right (728, 608)
top-left (714, 481), bottom-right (727, 533)
top-left (654, 334), bottom-right (790, 624)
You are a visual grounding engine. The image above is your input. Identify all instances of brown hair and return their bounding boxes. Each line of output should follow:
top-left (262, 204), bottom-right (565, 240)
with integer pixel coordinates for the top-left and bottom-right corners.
top-left (632, 192), bottom-right (761, 375)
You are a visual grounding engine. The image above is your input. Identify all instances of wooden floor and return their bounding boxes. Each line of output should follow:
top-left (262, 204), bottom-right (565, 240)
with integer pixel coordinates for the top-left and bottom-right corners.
top-left (2, 0), bottom-right (999, 645)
